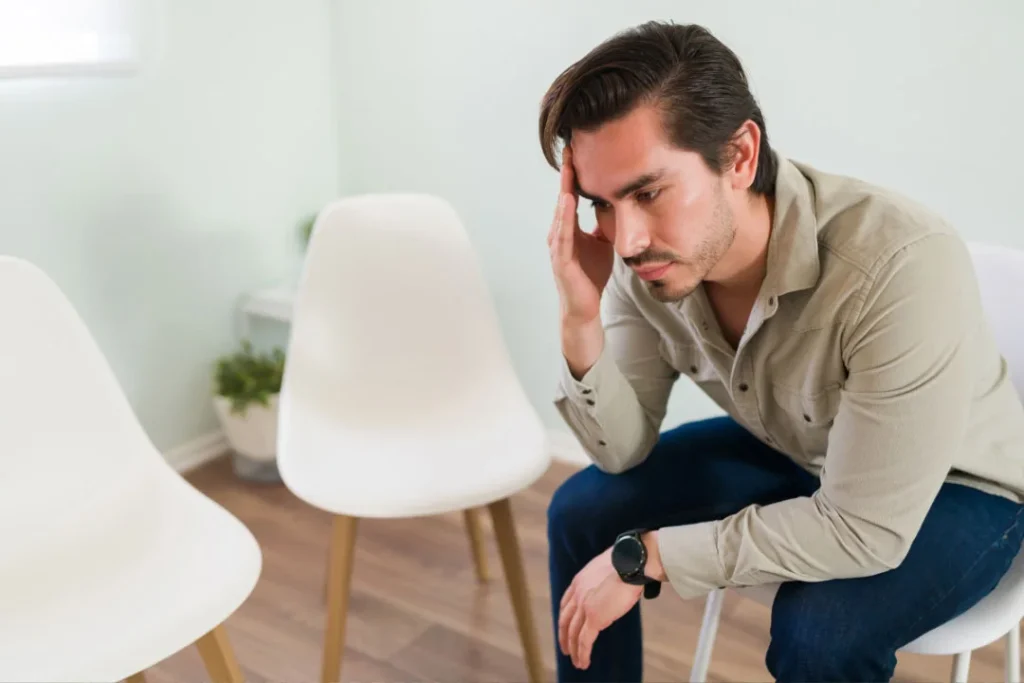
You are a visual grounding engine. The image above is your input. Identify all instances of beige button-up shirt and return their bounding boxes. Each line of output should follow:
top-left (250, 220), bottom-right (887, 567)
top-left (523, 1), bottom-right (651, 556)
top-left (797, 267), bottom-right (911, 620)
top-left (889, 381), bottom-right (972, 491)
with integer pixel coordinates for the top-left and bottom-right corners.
top-left (554, 155), bottom-right (1024, 600)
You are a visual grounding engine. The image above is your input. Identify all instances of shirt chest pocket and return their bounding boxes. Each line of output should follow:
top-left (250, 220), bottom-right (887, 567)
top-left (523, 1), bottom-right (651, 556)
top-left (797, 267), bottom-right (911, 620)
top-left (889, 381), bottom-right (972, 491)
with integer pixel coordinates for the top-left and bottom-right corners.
top-left (659, 340), bottom-right (735, 413)
top-left (769, 383), bottom-right (841, 458)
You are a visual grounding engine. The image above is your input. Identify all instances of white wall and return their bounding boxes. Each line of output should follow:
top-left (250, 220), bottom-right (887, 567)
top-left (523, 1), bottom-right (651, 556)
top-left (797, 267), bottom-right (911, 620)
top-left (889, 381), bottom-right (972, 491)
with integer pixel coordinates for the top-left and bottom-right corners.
top-left (0, 0), bottom-right (339, 451)
top-left (333, 0), bottom-right (1024, 440)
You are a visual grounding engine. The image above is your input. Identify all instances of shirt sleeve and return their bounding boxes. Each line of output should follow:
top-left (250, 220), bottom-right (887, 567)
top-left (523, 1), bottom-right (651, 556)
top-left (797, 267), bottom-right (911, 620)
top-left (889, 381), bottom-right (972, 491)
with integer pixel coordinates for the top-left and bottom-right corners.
top-left (657, 233), bottom-right (980, 599)
top-left (553, 268), bottom-right (678, 474)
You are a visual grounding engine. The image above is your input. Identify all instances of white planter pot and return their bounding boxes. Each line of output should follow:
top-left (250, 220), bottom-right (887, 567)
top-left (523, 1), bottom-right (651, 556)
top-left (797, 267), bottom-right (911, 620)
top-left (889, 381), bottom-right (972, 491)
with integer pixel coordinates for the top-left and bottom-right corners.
top-left (213, 393), bottom-right (279, 464)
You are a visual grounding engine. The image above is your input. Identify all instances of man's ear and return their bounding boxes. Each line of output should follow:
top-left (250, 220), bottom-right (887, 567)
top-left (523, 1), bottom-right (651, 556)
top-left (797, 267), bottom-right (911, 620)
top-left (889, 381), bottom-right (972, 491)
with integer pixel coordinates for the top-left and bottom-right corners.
top-left (727, 120), bottom-right (761, 191)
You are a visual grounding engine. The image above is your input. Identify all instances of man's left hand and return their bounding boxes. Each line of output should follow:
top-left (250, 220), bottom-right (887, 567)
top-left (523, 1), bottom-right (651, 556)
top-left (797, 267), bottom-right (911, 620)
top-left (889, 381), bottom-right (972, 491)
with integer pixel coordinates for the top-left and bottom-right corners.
top-left (557, 531), bottom-right (665, 670)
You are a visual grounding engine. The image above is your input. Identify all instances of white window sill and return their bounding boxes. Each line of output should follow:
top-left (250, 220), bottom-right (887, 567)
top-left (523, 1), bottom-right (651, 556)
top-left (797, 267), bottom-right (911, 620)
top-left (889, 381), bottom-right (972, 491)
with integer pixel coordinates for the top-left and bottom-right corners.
top-left (0, 60), bottom-right (136, 80)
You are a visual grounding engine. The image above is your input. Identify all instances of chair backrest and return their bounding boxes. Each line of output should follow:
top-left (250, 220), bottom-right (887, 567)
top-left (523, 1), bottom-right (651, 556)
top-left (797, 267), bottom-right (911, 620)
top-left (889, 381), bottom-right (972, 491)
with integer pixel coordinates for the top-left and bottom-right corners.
top-left (968, 242), bottom-right (1024, 397)
top-left (0, 257), bottom-right (165, 586)
top-left (280, 194), bottom-right (534, 428)
top-left (0, 258), bottom-right (161, 516)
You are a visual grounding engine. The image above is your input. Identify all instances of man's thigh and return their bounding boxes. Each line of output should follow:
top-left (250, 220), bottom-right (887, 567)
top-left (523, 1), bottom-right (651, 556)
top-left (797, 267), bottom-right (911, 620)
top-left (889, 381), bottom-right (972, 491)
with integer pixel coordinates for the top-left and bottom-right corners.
top-left (770, 483), bottom-right (1024, 657)
top-left (549, 416), bottom-right (818, 551)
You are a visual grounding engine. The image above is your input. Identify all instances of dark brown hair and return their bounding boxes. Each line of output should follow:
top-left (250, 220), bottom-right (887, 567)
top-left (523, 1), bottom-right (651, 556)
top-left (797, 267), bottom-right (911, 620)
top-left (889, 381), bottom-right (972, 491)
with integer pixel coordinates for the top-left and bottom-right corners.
top-left (539, 21), bottom-right (776, 195)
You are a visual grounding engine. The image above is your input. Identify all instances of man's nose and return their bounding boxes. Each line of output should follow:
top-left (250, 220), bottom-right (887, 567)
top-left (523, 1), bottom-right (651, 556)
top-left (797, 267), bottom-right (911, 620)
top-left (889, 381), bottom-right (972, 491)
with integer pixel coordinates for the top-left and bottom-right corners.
top-left (614, 210), bottom-right (651, 259)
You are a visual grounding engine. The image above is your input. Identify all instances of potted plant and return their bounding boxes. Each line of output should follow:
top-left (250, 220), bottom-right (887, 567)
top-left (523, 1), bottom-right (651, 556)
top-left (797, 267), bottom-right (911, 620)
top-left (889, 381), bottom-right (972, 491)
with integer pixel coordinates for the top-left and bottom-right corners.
top-left (213, 340), bottom-right (285, 480)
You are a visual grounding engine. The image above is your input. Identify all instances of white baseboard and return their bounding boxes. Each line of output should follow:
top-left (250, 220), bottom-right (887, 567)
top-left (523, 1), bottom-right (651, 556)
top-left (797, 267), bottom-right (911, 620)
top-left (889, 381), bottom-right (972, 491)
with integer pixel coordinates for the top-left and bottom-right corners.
top-left (163, 431), bottom-right (230, 473)
top-left (546, 429), bottom-right (590, 467)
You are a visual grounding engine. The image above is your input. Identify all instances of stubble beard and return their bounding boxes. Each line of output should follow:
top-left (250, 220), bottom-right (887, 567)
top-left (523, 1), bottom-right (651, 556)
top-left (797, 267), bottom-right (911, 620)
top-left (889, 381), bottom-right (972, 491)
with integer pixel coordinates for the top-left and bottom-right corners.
top-left (647, 193), bottom-right (736, 303)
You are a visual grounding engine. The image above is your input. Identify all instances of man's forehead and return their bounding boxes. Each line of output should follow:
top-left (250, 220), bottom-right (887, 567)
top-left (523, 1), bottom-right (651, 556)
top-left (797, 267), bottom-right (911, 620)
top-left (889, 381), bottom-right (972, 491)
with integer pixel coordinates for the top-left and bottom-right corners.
top-left (572, 138), bottom-right (669, 199)
top-left (569, 107), bottom-right (673, 193)
top-left (571, 122), bottom-right (662, 170)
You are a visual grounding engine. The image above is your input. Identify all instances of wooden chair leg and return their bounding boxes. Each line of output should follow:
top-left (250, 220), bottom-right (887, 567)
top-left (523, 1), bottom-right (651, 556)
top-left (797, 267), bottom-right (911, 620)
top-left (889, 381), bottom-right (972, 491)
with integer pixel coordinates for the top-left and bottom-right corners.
top-left (125, 672), bottom-right (148, 683)
top-left (322, 541), bottom-right (330, 603)
top-left (488, 497), bottom-right (544, 683)
top-left (322, 514), bottom-right (359, 683)
top-left (463, 508), bottom-right (490, 582)
top-left (195, 624), bottom-right (244, 683)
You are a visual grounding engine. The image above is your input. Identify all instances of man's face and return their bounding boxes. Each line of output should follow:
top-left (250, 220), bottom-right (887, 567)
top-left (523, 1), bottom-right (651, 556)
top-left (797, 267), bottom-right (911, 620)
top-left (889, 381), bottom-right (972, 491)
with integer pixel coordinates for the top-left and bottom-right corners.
top-left (570, 104), bottom-right (736, 302)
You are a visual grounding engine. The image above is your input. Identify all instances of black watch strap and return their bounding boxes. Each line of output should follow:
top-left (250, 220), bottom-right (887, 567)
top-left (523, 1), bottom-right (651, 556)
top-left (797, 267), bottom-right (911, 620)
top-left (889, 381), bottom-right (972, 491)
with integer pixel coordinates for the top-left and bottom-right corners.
top-left (613, 528), bottom-right (663, 599)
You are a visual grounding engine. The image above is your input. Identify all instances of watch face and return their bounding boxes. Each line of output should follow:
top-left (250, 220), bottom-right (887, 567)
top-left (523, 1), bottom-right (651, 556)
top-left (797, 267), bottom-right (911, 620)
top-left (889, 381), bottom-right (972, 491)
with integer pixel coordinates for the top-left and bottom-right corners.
top-left (612, 535), bottom-right (645, 576)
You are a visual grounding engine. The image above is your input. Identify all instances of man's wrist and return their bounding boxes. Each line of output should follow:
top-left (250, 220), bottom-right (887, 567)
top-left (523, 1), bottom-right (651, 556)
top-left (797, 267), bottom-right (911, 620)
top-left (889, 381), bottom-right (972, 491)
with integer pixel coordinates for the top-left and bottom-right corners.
top-left (561, 316), bottom-right (604, 380)
top-left (641, 530), bottom-right (666, 581)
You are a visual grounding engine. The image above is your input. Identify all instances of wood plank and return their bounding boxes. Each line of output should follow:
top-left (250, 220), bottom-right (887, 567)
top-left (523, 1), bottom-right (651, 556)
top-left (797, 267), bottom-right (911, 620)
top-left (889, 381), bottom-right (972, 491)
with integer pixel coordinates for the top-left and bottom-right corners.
top-left (390, 623), bottom-right (552, 682)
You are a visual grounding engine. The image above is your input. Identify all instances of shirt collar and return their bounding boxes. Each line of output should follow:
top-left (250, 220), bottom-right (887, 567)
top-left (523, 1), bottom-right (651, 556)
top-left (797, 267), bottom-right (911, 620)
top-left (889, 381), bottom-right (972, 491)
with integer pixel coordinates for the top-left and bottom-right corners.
top-left (765, 154), bottom-right (821, 297)
top-left (675, 154), bottom-right (821, 354)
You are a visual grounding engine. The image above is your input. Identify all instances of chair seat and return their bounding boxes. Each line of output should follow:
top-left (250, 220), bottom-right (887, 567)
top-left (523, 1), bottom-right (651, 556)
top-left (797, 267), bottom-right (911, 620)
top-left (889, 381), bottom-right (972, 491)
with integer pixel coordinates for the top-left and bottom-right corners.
top-left (278, 397), bottom-right (551, 518)
top-left (904, 545), bottom-right (1024, 654)
top-left (0, 465), bottom-right (261, 682)
top-left (733, 545), bottom-right (1024, 655)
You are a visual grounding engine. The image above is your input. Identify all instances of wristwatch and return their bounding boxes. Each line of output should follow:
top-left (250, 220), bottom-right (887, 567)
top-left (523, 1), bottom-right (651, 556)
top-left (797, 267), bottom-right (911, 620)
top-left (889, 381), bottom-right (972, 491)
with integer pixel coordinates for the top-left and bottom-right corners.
top-left (611, 529), bottom-right (662, 599)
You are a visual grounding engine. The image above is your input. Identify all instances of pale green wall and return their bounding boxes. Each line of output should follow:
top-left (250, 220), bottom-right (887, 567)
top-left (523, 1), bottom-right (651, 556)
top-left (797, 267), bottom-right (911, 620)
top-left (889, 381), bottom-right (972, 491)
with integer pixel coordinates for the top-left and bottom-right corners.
top-left (0, 0), bottom-right (339, 451)
top-left (332, 0), bottom-right (1024, 436)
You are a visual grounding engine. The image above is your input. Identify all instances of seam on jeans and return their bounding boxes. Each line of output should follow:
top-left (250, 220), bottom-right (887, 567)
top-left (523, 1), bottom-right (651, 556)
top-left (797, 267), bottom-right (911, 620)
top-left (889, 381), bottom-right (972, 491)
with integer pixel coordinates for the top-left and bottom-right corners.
top-left (897, 506), bottom-right (1024, 644)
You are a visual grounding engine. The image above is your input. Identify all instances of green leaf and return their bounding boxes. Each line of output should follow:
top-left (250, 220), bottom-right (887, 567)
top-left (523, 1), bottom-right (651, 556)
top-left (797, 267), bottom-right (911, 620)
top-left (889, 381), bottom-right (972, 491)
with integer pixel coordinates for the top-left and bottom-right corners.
top-left (214, 339), bottom-right (286, 414)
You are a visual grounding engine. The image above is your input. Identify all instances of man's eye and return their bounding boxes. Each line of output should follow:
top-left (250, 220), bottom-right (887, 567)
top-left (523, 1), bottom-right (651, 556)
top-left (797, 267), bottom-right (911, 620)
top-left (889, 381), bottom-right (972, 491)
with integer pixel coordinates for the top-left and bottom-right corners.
top-left (590, 199), bottom-right (610, 211)
top-left (636, 189), bottom-right (661, 203)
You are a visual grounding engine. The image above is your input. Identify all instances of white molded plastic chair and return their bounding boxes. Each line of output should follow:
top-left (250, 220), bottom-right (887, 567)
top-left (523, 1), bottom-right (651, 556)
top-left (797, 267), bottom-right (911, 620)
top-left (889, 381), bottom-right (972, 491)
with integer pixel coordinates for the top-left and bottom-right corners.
top-left (277, 194), bottom-right (551, 683)
top-left (690, 242), bottom-right (1024, 683)
top-left (0, 257), bottom-right (261, 683)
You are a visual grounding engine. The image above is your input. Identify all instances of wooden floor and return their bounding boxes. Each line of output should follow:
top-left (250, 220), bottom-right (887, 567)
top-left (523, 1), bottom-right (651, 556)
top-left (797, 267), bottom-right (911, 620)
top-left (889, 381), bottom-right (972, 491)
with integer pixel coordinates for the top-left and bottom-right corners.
top-left (145, 457), bottom-right (1015, 682)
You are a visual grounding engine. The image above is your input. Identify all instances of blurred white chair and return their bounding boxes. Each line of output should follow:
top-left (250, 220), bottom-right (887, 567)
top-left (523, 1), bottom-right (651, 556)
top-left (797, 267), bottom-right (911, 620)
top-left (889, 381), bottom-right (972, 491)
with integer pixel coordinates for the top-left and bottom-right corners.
top-left (0, 257), bottom-right (262, 683)
top-left (690, 242), bottom-right (1024, 683)
top-left (277, 194), bottom-right (551, 683)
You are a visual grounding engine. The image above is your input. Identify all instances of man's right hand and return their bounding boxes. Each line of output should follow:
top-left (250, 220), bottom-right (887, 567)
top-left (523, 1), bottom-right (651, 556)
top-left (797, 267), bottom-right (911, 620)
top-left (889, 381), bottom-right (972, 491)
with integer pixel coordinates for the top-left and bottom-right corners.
top-left (547, 144), bottom-right (614, 378)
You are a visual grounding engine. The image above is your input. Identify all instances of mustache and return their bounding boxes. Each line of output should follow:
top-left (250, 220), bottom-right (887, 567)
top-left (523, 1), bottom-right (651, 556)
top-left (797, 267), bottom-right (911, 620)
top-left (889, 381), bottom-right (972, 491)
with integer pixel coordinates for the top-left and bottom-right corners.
top-left (623, 249), bottom-right (679, 268)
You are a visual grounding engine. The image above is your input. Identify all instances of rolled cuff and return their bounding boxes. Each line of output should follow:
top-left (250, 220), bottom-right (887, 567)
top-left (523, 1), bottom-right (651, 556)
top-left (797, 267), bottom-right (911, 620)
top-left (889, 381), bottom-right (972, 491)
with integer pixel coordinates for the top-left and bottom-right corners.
top-left (556, 345), bottom-right (620, 403)
top-left (657, 521), bottom-right (726, 600)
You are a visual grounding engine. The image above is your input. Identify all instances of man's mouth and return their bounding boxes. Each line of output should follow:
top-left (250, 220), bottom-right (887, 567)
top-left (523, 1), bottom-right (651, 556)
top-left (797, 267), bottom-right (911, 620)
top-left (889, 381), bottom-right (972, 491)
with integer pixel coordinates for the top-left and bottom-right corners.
top-left (634, 263), bottom-right (672, 281)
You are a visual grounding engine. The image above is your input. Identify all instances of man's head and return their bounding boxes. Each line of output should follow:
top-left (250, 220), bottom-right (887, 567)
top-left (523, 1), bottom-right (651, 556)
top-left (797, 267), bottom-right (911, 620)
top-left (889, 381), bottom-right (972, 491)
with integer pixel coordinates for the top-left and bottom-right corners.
top-left (539, 22), bottom-right (775, 301)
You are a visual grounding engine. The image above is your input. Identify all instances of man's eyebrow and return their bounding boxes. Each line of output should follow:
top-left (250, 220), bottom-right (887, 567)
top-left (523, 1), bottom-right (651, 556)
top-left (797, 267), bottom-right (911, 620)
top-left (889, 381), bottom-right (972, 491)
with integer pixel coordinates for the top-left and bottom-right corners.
top-left (575, 169), bottom-right (667, 203)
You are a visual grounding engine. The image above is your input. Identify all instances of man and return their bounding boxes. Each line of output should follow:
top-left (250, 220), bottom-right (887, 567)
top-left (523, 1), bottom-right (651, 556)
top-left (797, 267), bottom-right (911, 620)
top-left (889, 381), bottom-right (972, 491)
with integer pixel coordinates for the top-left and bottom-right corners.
top-left (541, 20), bottom-right (1024, 683)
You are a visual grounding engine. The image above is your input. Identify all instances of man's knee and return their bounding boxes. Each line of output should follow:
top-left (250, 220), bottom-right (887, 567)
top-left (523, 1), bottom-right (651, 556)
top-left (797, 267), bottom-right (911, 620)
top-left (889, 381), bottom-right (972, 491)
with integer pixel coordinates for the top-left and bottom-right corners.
top-left (547, 468), bottom-right (596, 540)
top-left (547, 466), bottom-right (619, 553)
top-left (766, 586), bottom-right (896, 682)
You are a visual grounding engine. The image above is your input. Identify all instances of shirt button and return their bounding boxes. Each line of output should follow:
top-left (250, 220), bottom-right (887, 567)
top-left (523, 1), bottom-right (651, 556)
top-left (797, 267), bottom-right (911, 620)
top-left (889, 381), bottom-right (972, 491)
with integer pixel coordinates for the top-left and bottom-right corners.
top-left (585, 399), bottom-right (595, 406)
top-left (689, 365), bottom-right (698, 373)
top-left (581, 388), bottom-right (592, 394)
top-left (598, 440), bottom-right (607, 446)
top-left (738, 383), bottom-right (749, 392)
top-left (803, 414), bottom-right (811, 422)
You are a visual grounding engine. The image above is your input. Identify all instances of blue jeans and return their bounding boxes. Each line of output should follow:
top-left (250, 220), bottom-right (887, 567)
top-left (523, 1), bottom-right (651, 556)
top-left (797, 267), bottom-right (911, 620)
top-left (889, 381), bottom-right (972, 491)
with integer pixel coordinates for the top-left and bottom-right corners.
top-left (547, 417), bottom-right (1024, 682)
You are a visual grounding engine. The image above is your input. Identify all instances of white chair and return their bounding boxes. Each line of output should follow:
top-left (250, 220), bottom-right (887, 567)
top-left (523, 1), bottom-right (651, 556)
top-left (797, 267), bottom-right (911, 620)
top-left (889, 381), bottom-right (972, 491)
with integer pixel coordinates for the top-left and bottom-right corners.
top-left (690, 241), bottom-right (1024, 683)
top-left (277, 193), bottom-right (552, 683)
top-left (0, 257), bottom-right (262, 683)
